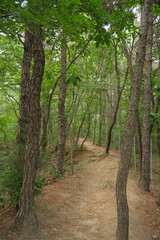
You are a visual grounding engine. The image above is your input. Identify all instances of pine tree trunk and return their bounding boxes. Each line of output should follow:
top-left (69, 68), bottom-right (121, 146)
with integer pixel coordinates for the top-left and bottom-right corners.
top-left (141, 13), bottom-right (154, 191)
top-left (116, 1), bottom-right (152, 239)
top-left (98, 92), bottom-right (102, 146)
top-left (41, 103), bottom-right (48, 151)
top-left (93, 112), bottom-right (97, 144)
top-left (136, 110), bottom-right (143, 180)
top-left (16, 28), bottom-right (34, 175)
top-left (56, 40), bottom-right (67, 174)
top-left (15, 26), bottom-right (45, 232)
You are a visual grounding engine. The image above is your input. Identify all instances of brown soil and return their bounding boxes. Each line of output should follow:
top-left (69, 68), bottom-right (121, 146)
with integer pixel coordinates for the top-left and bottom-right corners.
top-left (1, 139), bottom-right (160, 239)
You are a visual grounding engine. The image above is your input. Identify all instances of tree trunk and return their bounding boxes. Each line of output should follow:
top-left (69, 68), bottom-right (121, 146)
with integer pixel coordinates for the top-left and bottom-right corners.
top-left (56, 40), bottom-right (67, 174)
top-left (75, 92), bottom-right (95, 146)
top-left (136, 110), bottom-right (143, 180)
top-left (16, 28), bottom-right (34, 175)
top-left (15, 26), bottom-right (45, 232)
top-left (141, 13), bottom-right (154, 191)
top-left (93, 112), bottom-right (97, 144)
top-left (98, 92), bottom-right (102, 146)
top-left (116, 1), bottom-right (152, 239)
top-left (105, 43), bottom-right (128, 153)
top-left (81, 113), bottom-right (91, 149)
top-left (76, 117), bottom-right (85, 146)
top-left (41, 103), bottom-right (48, 151)
top-left (105, 100), bottom-right (119, 153)
top-left (66, 90), bottom-right (83, 141)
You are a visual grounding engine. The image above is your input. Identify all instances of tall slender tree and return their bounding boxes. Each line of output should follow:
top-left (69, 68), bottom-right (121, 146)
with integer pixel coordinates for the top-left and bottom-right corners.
top-left (15, 26), bottom-right (45, 233)
top-left (98, 91), bottom-right (103, 146)
top-left (16, 28), bottom-right (34, 175)
top-left (56, 38), bottom-right (67, 174)
top-left (116, 1), bottom-right (153, 239)
top-left (141, 13), bottom-right (154, 191)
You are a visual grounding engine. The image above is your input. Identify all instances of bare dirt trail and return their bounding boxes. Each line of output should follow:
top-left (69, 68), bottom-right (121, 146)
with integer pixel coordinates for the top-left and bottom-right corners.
top-left (36, 139), bottom-right (160, 240)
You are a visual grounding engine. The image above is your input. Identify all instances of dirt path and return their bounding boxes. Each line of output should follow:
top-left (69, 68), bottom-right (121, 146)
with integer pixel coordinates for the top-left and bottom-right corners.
top-left (36, 140), bottom-right (160, 240)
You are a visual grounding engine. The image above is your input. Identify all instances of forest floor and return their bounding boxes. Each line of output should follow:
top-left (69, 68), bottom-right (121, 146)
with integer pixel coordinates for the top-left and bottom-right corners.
top-left (0, 139), bottom-right (160, 240)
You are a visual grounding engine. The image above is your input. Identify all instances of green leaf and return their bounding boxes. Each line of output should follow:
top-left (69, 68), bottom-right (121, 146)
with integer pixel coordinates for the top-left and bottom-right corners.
top-left (34, 189), bottom-right (42, 197)
top-left (95, 40), bottom-right (100, 48)
top-left (67, 75), bottom-right (82, 86)
top-left (0, 196), bottom-right (5, 203)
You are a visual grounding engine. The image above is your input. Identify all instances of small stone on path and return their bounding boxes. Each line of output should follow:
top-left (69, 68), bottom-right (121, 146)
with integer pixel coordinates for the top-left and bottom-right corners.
top-left (152, 234), bottom-right (159, 240)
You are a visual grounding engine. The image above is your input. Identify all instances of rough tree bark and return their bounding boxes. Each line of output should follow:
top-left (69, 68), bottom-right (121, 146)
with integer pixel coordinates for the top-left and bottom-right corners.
top-left (136, 110), bottom-right (143, 180)
top-left (41, 102), bottom-right (49, 151)
top-left (15, 26), bottom-right (45, 232)
top-left (116, 1), bottom-right (152, 239)
top-left (16, 28), bottom-right (34, 175)
top-left (141, 13), bottom-right (154, 191)
top-left (56, 39), bottom-right (67, 174)
top-left (93, 111), bottom-right (97, 144)
top-left (98, 91), bottom-right (102, 146)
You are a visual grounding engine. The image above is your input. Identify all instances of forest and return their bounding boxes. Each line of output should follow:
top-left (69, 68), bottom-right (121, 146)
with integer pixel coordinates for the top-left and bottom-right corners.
top-left (0, 0), bottom-right (160, 239)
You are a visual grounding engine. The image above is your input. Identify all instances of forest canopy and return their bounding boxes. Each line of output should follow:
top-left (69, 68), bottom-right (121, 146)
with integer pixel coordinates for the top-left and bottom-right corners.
top-left (0, 0), bottom-right (160, 239)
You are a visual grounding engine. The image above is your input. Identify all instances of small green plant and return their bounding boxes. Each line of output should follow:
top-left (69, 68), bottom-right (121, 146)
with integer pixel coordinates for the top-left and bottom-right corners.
top-left (76, 145), bottom-right (87, 152)
top-left (155, 211), bottom-right (160, 216)
top-left (48, 164), bottom-right (63, 179)
top-left (37, 151), bottom-right (53, 168)
top-left (0, 150), bottom-right (22, 205)
top-left (35, 172), bottom-right (48, 197)
top-left (0, 196), bottom-right (5, 209)
top-left (54, 172), bottom-right (63, 179)
top-left (156, 172), bottom-right (160, 185)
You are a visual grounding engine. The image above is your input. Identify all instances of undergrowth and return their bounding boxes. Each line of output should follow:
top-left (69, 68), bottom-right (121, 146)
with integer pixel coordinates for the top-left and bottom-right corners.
top-left (0, 144), bottom-right (87, 206)
top-left (0, 149), bottom-right (21, 206)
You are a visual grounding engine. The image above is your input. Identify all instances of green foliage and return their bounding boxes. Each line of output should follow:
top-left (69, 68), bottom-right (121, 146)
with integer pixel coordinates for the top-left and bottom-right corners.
top-left (0, 104), bottom-right (18, 146)
top-left (44, 163), bottom-right (64, 180)
top-left (152, 3), bottom-right (160, 16)
top-left (94, 29), bottom-right (111, 48)
top-left (67, 75), bottom-right (82, 86)
top-left (0, 196), bottom-right (5, 209)
top-left (0, 35), bottom-right (22, 85)
top-left (0, 150), bottom-right (22, 205)
top-left (155, 211), bottom-right (160, 216)
top-left (76, 145), bottom-right (87, 152)
top-left (54, 172), bottom-right (64, 180)
top-left (0, 151), bottom-right (51, 203)
top-left (35, 172), bottom-right (48, 197)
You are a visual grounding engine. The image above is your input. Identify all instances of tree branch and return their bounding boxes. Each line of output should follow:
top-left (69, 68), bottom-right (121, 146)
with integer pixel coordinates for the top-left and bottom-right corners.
top-left (39, 23), bottom-right (104, 147)
top-left (0, 14), bottom-right (12, 19)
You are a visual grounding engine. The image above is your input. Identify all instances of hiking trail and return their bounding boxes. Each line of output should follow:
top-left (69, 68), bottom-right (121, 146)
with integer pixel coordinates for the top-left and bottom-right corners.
top-left (35, 139), bottom-right (160, 240)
